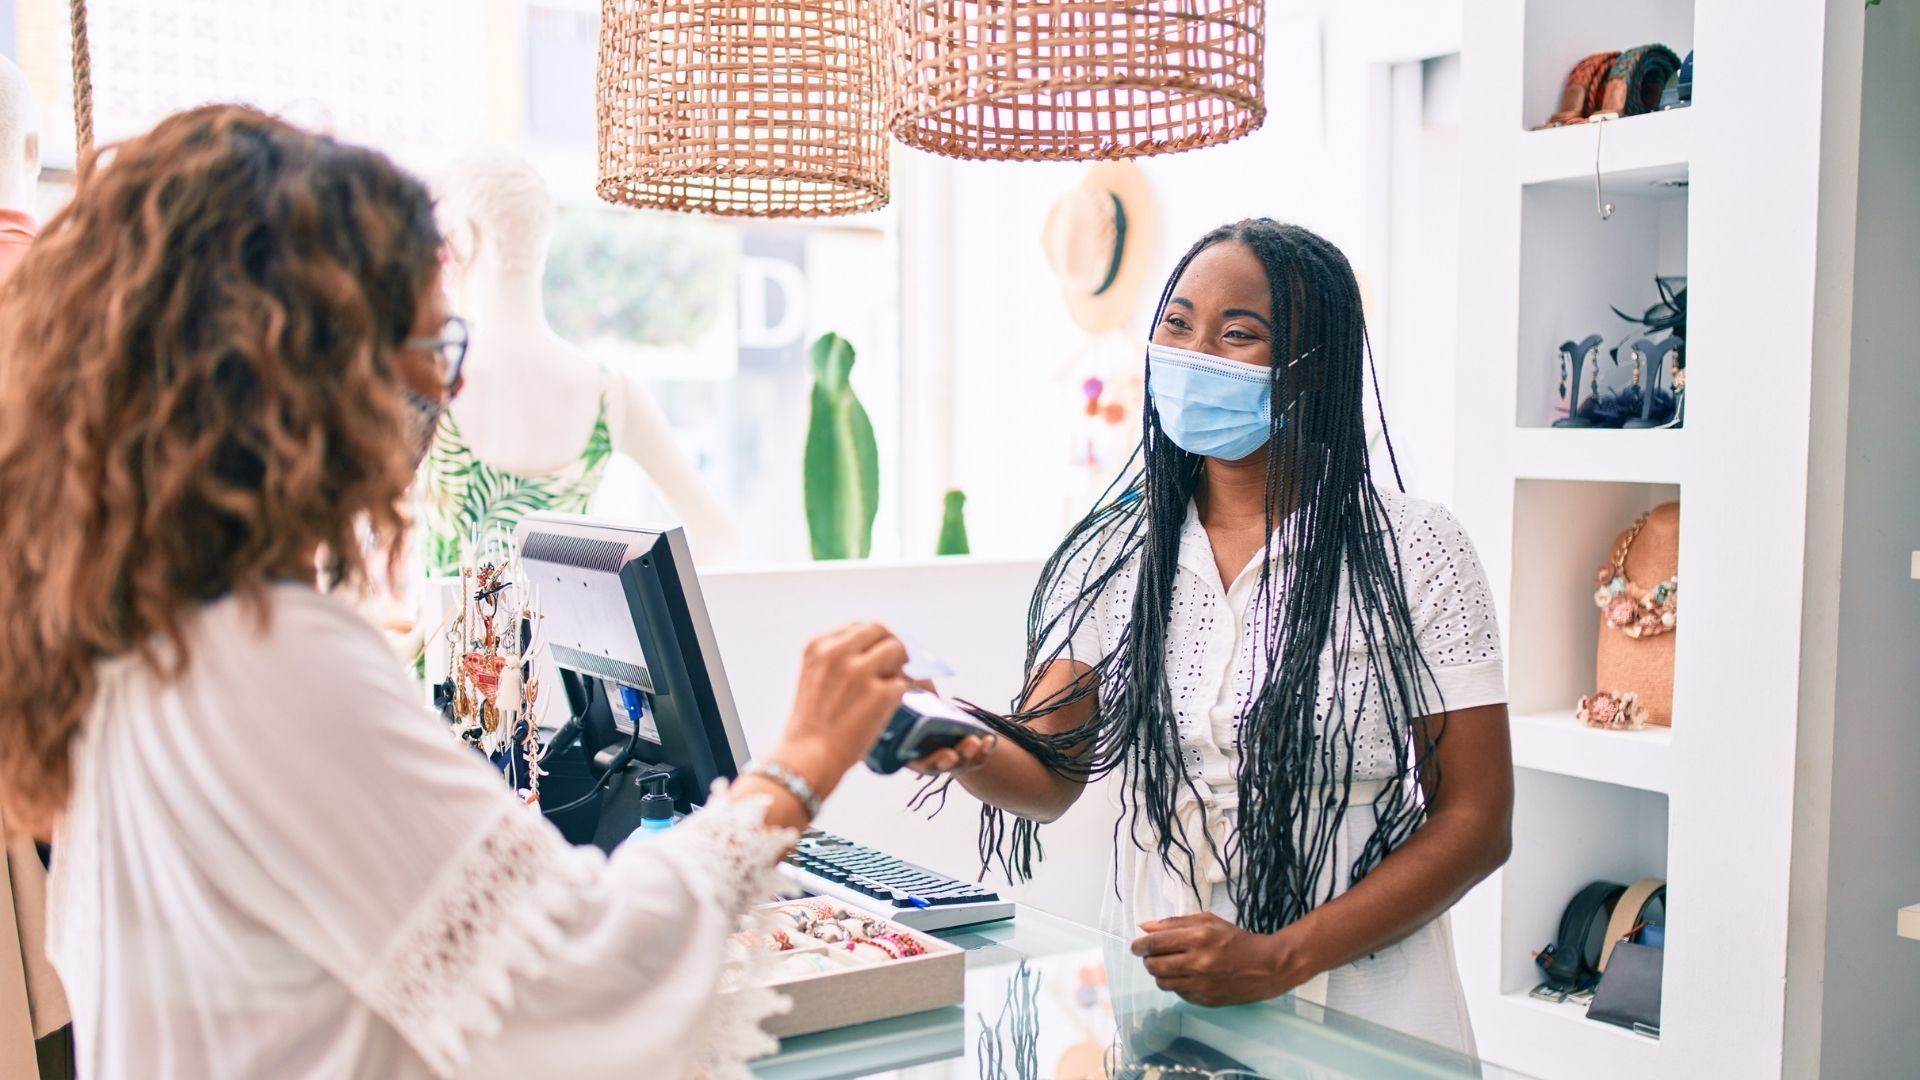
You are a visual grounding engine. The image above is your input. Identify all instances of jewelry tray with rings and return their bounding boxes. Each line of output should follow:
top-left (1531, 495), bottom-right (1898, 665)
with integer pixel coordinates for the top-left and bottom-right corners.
top-left (723, 898), bottom-right (966, 1037)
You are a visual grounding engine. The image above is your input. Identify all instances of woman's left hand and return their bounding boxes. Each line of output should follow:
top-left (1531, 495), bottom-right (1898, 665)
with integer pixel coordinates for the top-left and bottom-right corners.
top-left (1130, 913), bottom-right (1309, 1008)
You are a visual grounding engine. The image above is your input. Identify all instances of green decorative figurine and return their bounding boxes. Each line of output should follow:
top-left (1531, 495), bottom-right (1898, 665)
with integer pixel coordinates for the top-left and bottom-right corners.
top-left (804, 332), bottom-right (879, 560)
top-left (936, 490), bottom-right (971, 556)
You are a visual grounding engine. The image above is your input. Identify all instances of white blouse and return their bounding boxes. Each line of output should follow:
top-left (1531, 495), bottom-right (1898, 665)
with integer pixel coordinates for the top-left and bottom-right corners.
top-left (46, 585), bottom-right (791, 1079)
top-left (1040, 489), bottom-right (1505, 1053)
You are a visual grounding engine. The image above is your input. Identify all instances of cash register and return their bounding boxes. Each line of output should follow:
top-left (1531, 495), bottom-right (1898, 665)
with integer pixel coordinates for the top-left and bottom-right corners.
top-left (516, 511), bottom-right (1015, 932)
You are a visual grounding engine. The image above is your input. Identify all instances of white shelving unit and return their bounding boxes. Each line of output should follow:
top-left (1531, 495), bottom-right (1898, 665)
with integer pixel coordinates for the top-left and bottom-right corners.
top-left (1508, 712), bottom-right (1673, 794)
top-left (1449, 0), bottom-right (1879, 1076)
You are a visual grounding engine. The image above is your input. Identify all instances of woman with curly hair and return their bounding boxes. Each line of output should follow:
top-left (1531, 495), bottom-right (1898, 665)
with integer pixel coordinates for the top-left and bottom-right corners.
top-left (0, 105), bottom-right (908, 1078)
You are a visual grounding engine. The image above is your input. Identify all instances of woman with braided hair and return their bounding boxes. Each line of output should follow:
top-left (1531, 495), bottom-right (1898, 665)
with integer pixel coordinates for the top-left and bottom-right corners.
top-left (910, 220), bottom-right (1513, 1052)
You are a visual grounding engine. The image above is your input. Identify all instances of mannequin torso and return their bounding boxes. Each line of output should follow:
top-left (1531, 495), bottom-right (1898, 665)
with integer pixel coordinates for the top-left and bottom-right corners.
top-left (448, 319), bottom-right (615, 477)
top-left (430, 152), bottom-right (741, 565)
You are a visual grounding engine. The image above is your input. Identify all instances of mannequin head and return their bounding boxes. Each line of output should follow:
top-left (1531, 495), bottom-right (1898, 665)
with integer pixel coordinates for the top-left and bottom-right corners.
top-left (0, 57), bottom-right (41, 215)
top-left (434, 150), bottom-right (555, 305)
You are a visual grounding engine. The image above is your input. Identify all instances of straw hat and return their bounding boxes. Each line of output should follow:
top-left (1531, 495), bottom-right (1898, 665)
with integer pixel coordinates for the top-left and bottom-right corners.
top-left (1041, 161), bottom-right (1159, 335)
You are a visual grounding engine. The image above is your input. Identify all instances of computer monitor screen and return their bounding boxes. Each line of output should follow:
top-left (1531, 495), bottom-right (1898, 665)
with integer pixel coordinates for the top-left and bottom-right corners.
top-left (516, 512), bottom-right (749, 845)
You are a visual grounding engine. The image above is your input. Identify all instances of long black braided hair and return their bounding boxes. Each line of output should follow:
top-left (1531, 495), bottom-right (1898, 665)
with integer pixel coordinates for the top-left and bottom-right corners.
top-left (938, 219), bottom-right (1446, 936)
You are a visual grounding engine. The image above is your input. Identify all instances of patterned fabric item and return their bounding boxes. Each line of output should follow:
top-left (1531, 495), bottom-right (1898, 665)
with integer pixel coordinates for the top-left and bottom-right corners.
top-left (418, 397), bottom-right (613, 576)
top-left (1537, 51), bottom-right (1619, 128)
top-left (1598, 45), bottom-right (1683, 118)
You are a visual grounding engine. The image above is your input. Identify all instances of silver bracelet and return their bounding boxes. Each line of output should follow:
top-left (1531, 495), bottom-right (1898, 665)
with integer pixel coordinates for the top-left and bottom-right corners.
top-left (745, 760), bottom-right (822, 819)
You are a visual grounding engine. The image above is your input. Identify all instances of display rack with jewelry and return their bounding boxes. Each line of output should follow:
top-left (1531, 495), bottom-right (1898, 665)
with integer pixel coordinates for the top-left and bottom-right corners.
top-left (1550, 276), bottom-right (1686, 430)
top-left (1554, 333), bottom-right (1606, 428)
top-left (1620, 336), bottom-right (1683, 429)
top-left (1610, 275), bottom-right (1686, 428)
top-left (436, 543), bottom-right (548, 802)
top-left (723, 899), bottom-right (965, 1038)
top-left (1582, 502), bottom-right (1680, 729)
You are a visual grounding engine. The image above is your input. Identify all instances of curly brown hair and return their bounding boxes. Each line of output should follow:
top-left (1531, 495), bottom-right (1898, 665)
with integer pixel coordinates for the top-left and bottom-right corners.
top-left (0, 105), bottom-right (442, 838)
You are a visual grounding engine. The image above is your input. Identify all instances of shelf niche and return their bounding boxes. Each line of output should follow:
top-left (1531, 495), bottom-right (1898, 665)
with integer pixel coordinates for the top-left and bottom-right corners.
top-left (1515, 166), bottom-right (1688, 429)
top-left (1521, 0), bottom-right (1695, 134)
top-left (1509, 479), bottom-right (1681, 718)
top-left (1500, 769), bottom-right (1669, 1000)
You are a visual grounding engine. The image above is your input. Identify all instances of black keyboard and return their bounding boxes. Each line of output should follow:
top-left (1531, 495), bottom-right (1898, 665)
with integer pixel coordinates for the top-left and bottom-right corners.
top-left (778, 829), bottom-right (1017, 932)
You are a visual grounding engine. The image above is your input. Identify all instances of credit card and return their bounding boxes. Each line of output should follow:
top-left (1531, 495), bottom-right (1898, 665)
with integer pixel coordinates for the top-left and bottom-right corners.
top-left (898, 632), bottom-right (957, 682)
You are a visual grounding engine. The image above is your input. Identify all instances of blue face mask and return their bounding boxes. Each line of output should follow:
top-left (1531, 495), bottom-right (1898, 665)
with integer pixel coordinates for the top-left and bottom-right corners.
top-left (1147, 341), bottom-right (1277, 461)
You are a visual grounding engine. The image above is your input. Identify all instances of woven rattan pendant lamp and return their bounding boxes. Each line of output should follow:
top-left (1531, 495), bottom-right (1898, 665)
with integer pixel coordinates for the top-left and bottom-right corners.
top-left (596, 1), bottom-right (893, 217)
top-left (892, 1), bottom-right (1266, 162)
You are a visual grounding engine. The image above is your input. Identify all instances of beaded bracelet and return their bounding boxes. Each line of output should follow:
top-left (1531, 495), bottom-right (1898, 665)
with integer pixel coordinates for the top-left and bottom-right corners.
top-left (843, 932), bottom-right (928, 961)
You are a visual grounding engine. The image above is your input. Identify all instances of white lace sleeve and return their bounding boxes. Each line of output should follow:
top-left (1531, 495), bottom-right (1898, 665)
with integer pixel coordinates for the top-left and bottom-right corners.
top-left (358, 802), bottom-right (600, 1076)
top-left (648, 788), bottom-right (800, 1079)
top-left (155, 589), bottom-right (806, 1079)
top-left (365, 790), bottom-right (800, 1080)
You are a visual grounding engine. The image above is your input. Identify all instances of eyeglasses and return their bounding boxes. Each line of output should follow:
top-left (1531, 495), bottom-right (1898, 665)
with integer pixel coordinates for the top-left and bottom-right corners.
top-left (403, 314), bottom-right (470, 392)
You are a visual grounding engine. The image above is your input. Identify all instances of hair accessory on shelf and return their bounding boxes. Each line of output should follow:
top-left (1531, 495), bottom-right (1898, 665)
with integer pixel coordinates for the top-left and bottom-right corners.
top-left (1592, 510), bottom-right (1678, 638)
top-left (1613, 276), bottom-right (1687, 342)
top-left (1578, 689), bottom-right (1649, 731)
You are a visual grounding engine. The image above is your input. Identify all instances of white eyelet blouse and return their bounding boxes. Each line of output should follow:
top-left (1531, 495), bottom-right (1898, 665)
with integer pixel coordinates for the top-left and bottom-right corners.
top-left (1039, 489), bottom-right (1506, 1054)
top-left (46, 585), bottom-right (792, 1079)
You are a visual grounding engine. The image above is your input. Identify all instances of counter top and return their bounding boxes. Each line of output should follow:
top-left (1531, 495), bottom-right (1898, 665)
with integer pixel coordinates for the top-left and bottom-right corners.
top-left (753, 907), bottom-right (1532, 1080)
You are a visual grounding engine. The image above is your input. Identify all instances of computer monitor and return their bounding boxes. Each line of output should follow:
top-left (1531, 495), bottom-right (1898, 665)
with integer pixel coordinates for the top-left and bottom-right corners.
top-left (516, 512), bottom-right (749, 849)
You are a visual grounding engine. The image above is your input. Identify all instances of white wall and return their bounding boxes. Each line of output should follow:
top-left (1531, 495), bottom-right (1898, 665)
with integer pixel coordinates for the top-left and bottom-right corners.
top-left (1807, 2), bottom-right (1920, 1074)
top-left (1380, 54), bottom-right (1463, 502)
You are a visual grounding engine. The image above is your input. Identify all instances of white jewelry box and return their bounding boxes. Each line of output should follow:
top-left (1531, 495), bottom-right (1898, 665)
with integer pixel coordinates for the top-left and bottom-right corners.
top-left (731, 899), bottom-right (966, 1038)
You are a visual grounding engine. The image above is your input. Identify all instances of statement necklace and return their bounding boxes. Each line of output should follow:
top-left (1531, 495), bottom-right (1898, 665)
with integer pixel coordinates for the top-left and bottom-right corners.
top-left (1593, 511), bottom-right (1677, 639)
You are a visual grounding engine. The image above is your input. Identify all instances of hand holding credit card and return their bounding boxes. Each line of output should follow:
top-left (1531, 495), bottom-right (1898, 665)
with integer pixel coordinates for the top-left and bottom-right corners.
top-left (863, 633), bottom-right (991, 774)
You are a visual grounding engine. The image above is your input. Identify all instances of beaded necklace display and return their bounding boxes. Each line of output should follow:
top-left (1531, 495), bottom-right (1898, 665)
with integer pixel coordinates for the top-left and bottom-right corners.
top-left (1592, 511), bottom-right (1678, 639)
top-left (443, 557), bottom-right (547, 803)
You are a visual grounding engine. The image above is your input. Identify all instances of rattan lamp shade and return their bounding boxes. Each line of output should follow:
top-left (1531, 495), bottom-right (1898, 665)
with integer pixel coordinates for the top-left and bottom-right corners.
top-left (892, 1), bottom-right (1265, 162)
top-left (597, 1), bottom-right (892, 218)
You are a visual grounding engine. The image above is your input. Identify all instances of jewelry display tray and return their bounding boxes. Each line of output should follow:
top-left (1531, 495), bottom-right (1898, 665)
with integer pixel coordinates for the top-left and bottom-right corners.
top-left (728, 901), bottom-right (966, 1038)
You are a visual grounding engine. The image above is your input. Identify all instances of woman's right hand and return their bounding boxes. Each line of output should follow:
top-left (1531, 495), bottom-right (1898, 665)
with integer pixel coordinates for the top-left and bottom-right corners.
top-left (904, 735), bottom-right (998, 778)
top-left (766, 623), bottom-right (911, 802)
